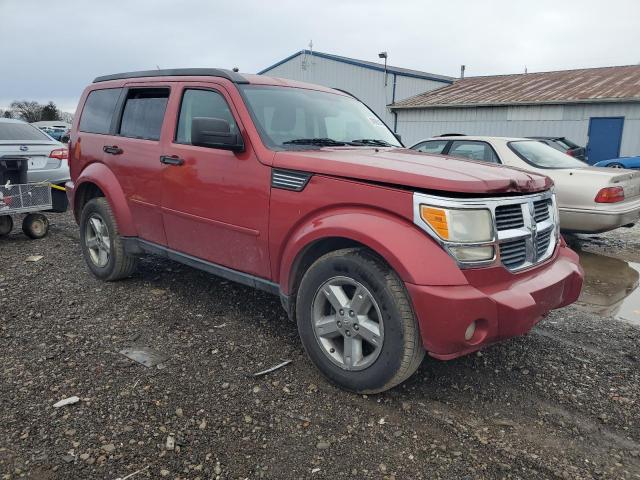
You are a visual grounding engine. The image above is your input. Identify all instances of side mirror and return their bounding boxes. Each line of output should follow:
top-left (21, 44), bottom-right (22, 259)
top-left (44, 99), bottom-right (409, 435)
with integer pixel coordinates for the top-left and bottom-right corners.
top-left (191, 117), bottom-right (244, 152)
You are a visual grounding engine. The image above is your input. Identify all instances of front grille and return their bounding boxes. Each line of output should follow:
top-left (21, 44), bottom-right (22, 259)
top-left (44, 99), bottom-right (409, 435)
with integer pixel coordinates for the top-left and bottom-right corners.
top-left (499, 239), bottom-right (527, 269)
top-left (495, 204), bottom-right (524, 230)
top-left (496, 195), bottom-right (556, 271)
top-left (536, 229), bottom-right (552, 259)
top-left (533, 199), bottom-right (550, 223)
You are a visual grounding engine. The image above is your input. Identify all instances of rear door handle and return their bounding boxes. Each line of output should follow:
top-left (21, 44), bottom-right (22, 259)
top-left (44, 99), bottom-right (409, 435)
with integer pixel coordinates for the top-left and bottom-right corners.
top-left (103, 145), bottom-right (123, 155)
top-left (160, 155), bottom-right (184, 166)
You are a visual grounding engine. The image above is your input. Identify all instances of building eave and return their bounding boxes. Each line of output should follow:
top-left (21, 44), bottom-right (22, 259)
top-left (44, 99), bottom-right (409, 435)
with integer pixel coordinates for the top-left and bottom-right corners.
top-left (390, 97), bottom-right (640, 110)
top-left (258, 50), bottom-right (454, 84)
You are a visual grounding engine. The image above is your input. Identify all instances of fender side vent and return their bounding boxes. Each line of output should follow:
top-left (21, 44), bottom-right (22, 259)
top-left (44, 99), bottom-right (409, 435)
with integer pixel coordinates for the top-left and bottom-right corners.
top-left (272, 169), bottom-right (312, 191)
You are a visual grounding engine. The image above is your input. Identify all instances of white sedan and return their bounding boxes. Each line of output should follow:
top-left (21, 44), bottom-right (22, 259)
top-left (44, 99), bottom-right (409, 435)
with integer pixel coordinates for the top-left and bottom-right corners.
top-left (410, 135), bottom-right (640, 233)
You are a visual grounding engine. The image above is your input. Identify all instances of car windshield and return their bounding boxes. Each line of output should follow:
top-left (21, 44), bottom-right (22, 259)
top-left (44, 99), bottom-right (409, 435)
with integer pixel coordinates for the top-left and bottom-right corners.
top-left (239, 85), bottom-right (401, 149)
top-left (0, 122), bottom-right (51, 141)
top-left (508, 140), bottom-right (587, 169)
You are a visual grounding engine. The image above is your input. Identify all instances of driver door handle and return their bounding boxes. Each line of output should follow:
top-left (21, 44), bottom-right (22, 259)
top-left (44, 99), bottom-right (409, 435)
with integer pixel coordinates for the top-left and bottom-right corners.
top-left (160, 155), bottom-right (184, 166)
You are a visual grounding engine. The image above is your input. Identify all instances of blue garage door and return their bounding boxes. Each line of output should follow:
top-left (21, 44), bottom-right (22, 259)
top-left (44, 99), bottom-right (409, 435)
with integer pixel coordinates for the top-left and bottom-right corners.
top-left (587, 117), bottom-right (624, 164)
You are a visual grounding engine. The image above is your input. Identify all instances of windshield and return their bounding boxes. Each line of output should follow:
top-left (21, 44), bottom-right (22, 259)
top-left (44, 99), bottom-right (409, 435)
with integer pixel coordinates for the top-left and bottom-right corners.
top-left (0, 122), bottom-right (51, 141)
top-left (239, 85), bottom-right (401, 149)
top-left (509, 140), bottom-right (587, 169)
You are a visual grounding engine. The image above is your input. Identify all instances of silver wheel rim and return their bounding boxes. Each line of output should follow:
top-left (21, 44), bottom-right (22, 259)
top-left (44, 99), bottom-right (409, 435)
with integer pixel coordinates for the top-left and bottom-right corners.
top-left (611, 164), bottom-right (624, 168)
top-left (311, 276), bottom-right (384, 371)
top-left (85, 214), bottom-right (110, 267)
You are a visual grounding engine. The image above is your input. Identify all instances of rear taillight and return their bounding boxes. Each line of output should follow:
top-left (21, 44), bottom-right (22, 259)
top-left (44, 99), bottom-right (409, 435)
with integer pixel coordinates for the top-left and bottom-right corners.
top-left (595, 186), bottom-right (625, 203)
top-left (49, 148), bottom-right (68, 160)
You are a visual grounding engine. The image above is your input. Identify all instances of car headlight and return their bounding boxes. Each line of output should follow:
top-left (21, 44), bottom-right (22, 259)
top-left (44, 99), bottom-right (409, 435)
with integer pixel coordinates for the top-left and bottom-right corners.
top-left (419, 205), bottom-right (495, 263)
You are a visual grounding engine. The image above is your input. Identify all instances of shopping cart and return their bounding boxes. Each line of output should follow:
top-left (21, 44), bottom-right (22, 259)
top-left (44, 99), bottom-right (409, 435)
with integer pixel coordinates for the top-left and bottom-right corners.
top-left (0, 157), bottom-right (54, 239)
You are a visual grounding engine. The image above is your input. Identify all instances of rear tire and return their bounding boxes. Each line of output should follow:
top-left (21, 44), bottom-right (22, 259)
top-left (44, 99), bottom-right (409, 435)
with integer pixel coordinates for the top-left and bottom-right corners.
top-left (296, 248), bottom-right (425, 393)
top-left (0, 216), bottom-right (13, 237)
top-left (22, 213), bottom-right (49, 239)
top-left (80, 197), bottom-right (138, 281)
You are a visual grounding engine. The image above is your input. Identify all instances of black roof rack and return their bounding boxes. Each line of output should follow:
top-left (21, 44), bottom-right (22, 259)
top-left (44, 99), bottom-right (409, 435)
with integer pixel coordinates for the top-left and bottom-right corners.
top-left (437, 133), bottom-right (466, 137)
top-left (93, 68), bottom-right (248, 84)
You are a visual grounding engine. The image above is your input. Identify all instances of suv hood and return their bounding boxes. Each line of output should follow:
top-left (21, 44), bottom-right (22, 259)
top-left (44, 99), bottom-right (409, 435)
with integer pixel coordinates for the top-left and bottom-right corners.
top-left (274, 148), bottom-right (552, 195)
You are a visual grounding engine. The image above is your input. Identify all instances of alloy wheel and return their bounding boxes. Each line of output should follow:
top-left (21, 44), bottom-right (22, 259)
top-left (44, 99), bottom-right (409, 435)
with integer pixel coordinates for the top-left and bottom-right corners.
top-left (311, 276), bottom-right (384, 371)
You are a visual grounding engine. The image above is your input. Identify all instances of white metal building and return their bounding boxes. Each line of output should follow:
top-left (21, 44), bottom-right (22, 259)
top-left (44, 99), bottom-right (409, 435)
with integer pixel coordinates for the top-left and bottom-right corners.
top-left (391, 65), bottom-right (640, 163)
top-left (258, 50), bottom-right (453, 132)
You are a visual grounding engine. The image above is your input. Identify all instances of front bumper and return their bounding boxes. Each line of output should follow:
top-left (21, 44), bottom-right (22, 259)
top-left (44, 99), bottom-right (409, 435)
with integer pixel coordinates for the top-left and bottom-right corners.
top-left (405, 245), bottom-right (583, 360)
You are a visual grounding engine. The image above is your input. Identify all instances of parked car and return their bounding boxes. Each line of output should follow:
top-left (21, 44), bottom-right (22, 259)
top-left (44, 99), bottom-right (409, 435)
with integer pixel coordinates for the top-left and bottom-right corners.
top-left (411, 136), bottom-right (640, 234)
top-left (0, 118), bottom-right (69, 211)
top-left (0, 118), bottom-right (69, 185)
top-left (594, 156), bottom-right (640, 169)
top-left (67, 69), bottom-right (583, 393)
top-left (528, 136), bottom-right (586, 161)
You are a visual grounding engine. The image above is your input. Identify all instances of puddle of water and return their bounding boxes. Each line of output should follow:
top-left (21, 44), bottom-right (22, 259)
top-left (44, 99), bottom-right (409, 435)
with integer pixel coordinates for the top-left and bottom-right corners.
top-left (573, 250), bottom-right (640, 326)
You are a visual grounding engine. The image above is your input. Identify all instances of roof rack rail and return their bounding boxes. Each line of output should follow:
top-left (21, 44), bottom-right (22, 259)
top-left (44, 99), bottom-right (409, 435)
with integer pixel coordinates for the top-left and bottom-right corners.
top-left (93, 68), bottom-right (248, 84)
top-left (437, 133), bottom-right (466, 137)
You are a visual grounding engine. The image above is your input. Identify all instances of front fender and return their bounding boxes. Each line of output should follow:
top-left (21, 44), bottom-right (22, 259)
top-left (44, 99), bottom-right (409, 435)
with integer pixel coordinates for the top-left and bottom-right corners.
top-left (278, 207), bottom-right (468, 294)
top-left (74, 162), bottom-right (137, 236)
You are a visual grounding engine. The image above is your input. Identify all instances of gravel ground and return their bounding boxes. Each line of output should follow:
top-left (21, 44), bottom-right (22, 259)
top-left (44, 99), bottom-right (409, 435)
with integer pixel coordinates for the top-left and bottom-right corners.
top-left (1, 212), bottom-right (639, 480)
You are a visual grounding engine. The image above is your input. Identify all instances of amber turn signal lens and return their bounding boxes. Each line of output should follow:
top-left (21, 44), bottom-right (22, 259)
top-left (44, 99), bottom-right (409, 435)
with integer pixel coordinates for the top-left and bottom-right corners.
top-left (420, 206), bottom-right (449, 239)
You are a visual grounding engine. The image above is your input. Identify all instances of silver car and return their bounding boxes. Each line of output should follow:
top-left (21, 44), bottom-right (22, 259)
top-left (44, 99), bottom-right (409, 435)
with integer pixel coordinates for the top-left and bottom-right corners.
top-left (0, 118), bottom-right (70, 185)
top-left (0, 118), bottom-right (69, 212)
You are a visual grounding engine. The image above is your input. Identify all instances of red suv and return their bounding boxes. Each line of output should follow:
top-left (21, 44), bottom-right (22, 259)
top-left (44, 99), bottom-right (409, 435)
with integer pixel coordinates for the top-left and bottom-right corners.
top-left (67, 69), bottom-right (583, 393)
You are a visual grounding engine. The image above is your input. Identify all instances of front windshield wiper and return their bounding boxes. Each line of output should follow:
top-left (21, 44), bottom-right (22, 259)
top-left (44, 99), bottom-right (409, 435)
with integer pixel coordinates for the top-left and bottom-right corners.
top-left (282, 138), bottom-right (351, 147)
top-left (350, 138), bottom-right (395, 147)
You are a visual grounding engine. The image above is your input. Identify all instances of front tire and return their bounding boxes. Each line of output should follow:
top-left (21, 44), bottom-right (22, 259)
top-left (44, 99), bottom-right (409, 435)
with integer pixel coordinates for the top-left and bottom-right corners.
top-left (609, 162), bottom-right (625, 169)
top-left (80, 197), bottom-right (138, 281)
top-left (296, 248), bottom-right (425, 393)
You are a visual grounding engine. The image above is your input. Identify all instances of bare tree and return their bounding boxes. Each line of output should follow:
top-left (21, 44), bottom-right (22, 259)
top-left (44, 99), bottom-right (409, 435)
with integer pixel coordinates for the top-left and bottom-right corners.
top-left (10, 100), bottom-right (43, 123)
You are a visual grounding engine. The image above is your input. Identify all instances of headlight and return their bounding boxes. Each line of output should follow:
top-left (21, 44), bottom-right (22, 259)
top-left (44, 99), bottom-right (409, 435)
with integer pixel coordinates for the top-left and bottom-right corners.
top-left (420, 206), bottom-right (493, 242)
top-left (419, 205), bottom-right (494, 263)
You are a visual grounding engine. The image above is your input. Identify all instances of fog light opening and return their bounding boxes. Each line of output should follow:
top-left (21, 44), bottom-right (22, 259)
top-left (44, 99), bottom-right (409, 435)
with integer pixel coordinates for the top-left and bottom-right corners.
top-left (464, 321), bottom-right (476, 341)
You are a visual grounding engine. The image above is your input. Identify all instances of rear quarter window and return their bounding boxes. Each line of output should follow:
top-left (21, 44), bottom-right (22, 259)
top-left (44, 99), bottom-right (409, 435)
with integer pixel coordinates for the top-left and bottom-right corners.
top-left (79, 88), bottom-right (122, 134)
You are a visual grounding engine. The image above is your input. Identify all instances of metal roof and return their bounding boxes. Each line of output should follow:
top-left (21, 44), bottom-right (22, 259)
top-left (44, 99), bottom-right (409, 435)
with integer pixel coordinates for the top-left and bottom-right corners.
top-left (258, 50), bottom-right (454, 83)
top-left (391, 65), bottom-right (640, 109)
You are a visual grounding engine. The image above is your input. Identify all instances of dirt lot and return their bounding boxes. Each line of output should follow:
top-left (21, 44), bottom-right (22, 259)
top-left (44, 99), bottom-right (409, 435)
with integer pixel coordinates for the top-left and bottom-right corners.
top-left (1, 212), bottom-right (639, 480)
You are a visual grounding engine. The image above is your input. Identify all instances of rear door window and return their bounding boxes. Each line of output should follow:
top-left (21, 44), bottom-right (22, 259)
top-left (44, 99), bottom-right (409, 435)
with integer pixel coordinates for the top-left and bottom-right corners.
top-left (176, 89), bottom-right (238, 144)
top-left (448, 141), bottom-right (499, 163)
top-left (79, 88), bottom-right (122, 134)
top-left (412, 140), bottom-right (448, 154)
top-left (119, 89), bottom-right (169, 141)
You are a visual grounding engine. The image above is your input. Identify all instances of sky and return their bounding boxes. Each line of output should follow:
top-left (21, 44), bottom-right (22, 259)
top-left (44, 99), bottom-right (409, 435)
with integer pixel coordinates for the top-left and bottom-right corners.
top-left (2, 0), bottom-right (639, 113)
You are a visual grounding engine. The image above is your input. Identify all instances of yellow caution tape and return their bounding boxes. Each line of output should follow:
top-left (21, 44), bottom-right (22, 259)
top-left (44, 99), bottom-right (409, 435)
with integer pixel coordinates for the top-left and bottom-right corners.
top-left (49, 184), bottom-right (66, 192)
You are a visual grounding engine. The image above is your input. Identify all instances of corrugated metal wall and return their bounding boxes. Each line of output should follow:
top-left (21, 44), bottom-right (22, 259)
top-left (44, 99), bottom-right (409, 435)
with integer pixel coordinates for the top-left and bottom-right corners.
top-left (396, 103), bottom-right (640, 156)
top-left (261, 53), bottom-right (446, 129)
